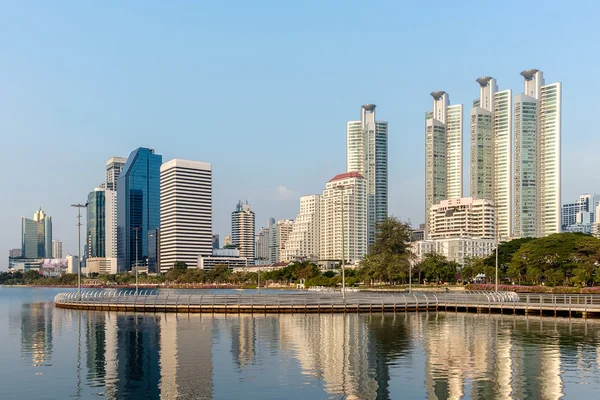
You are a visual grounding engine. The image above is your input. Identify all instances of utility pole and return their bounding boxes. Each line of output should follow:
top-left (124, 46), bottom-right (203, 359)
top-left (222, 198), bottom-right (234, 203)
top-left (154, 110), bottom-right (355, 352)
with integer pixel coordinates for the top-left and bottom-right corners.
top-left (71, 203), bottom-right (87, 299)
top-left (133, 226), bottom-right (141, 295)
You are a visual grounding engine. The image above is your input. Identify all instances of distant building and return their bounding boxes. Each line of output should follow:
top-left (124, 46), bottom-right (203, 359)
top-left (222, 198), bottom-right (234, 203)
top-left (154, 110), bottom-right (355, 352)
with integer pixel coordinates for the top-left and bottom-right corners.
top-left (51, 240), bottom-right (63, 259)
top-left (198, 249), bottom-right (248, 270)
top-left (9, 248), bottom-right (22, 258)
top-left (231, 201), bottom-right (255, 265)
top-left (319, 172), bottom-right (367, 265)
top-left (223, 235), bottom-right (233, 247)
top-left (428, 197), bottom-right (495, 240)
top-left (411, 224), bottom-right (425, 242)
top-left (255, 218), bottom-right (274, 264)
top-left (282, 195), bottom-right (320, 262)
top-left (212, 234), bottom-right (219, 250)
top-left (117, 147), bottom-right (162, 271)
top-left (105, 157), bottom-right (127, 191)
top-left (148, 228), bottom-right (160, 274)
top-left (561, 194), bottom-right (598, 234)
top-left (87, 257), bottom-right (117, 275)
top-left (21, 208), bottom-right (52, 258)
top-left (66, 255), bottom-right (80, 274)
top-left (270, 219), bottom-right (294, 263)
top-left (159, 159), bottom-right (212, 273)
top-left (9, 258), bottom-right (42, 272)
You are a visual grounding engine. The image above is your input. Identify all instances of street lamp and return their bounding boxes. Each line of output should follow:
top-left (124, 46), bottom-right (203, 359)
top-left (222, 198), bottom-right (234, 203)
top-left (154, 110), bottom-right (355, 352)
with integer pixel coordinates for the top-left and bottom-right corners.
top-left (71, 203), bottom-right (88, 299)
top-left (132, 226), bottom-right (141, 295)
top-left (334, 185), bottom-right (346, 300)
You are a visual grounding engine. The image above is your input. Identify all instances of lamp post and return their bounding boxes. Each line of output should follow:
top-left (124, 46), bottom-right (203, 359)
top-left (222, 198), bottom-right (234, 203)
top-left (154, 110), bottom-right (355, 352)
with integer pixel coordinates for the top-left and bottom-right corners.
top-left (133, 226), bottom-right (141, 295)
top-left (334, 185), bottom-right (346, 300)
top-left (71, 203), bottom-right (88, 299)
top-left (409, 262), bottom-right (412, 294)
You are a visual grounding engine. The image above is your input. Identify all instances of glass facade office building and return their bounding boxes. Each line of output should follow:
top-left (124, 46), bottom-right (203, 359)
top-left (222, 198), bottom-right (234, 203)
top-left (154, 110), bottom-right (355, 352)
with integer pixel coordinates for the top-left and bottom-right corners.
top-left (117, 148), bottom-right (162, 271)
top-left (21, 208), bottom-right (52, 258)
top-left (87, 189), bottom-right (106, 258)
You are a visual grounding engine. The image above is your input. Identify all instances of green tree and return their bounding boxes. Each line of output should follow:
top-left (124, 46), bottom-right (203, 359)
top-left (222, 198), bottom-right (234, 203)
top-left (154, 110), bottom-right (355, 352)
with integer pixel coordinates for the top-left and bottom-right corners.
top-left (210, 264), bottom-right (230, 283)
top-left (173, 261), bottom-right (188, 271)
top-left (421, 253), bottom-right (456, 283)
top-left (23, 270), bottom-right (41, 283)
top-left (361, 217), bottom-right (413, 285)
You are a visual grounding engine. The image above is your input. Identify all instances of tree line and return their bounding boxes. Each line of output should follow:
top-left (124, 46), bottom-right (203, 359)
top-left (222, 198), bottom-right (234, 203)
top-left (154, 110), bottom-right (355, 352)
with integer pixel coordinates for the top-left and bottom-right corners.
top-left (4, 221), bottom-right (600, 288)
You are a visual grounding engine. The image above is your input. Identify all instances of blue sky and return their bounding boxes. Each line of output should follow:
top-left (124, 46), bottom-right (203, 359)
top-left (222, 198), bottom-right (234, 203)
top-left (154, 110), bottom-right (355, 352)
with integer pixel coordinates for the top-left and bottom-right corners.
top-left (1, 0), bottom-right (598, 268)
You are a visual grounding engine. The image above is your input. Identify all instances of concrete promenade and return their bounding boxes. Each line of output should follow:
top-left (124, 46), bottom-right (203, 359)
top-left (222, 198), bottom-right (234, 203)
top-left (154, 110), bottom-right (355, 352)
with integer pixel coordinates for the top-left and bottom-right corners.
top-left (54, 290), bottom-right (600, 318)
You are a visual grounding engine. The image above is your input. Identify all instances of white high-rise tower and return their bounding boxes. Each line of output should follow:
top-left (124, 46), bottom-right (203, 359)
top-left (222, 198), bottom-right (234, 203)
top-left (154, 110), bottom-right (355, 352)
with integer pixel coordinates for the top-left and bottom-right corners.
top-left (159, 159), bottom-right (212, 271)
top-left (425, 92), bottom-right (463, 237)
top-left (469, 77), bottom-right (512, 240)
top-left (232, 201), bottom-right (255, 264)
top-left (514, 69), bottom-right (561, 237)
top-left (346, 104), bottom-right (388, 249)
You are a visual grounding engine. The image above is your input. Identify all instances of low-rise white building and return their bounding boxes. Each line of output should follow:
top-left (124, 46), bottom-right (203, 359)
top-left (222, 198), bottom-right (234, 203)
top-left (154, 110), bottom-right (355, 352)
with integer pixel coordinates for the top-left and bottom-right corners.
top-left (198, 249), bottom-right (248, 270)
top-left (429, 197), bottom-right (495, 240)
top-left (412, 237), bottom-right (496, 266)
top-left (86, 257), bottom-right (117, 275)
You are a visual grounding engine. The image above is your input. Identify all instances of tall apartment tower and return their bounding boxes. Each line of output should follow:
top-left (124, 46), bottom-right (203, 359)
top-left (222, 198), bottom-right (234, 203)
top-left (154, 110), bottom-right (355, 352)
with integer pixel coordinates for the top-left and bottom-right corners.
top-left (106, 157), bottom-right (127, 191)
top-left (269, 219), bottom-right (295, 263)
top-left (283, 194), bottom-right (321, 262)
top-left (159, 159), bottom-right (212, 272)
top-left (346, 104), bottom-right (388, 249)
top-left (319, 172), bottom-right (367, 264)
top-left (52, 240), bottom-right (63, 259)
top-left (469, 77), bottom-right (512, 239)
top-left (232, 201), bottom-right (255, 265)
top-left (514, 69), bottom-right (561, 237)
top-left (425, 92), bottom-right (463, 237)
top-left (117, 148), bottom-right (162, 271)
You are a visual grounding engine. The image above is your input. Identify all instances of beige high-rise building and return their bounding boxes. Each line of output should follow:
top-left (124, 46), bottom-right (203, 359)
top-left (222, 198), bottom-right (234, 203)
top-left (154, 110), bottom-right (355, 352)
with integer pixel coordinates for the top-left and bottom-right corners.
top-left (319, 172), bottom-right (367, 264)
top-left (282, 195), bottom-right (320, 262)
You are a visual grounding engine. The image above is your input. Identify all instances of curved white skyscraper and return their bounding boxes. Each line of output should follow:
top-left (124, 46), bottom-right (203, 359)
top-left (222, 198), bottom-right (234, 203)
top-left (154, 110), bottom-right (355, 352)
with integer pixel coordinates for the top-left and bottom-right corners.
top-left (346, 104), bottom-right (388, 249)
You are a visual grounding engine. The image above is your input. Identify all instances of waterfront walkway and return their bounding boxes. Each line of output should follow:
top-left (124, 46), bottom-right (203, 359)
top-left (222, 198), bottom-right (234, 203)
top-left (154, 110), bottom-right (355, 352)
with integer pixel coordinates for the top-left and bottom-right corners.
top-left (54, 290), bottom-right (600, 318)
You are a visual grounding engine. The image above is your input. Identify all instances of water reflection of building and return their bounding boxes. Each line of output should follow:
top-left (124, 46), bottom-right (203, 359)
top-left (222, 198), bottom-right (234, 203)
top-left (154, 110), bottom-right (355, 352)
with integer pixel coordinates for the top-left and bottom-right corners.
top-left (159, 314), bottom-right (213, 399)
top-left (230, 315), bottom-right (256, 368)
top-left (113, 315), bottom-right (161, 398)
top-left (417, 313), bottom-right (564, 400)
top-left (278, 314), bottom-right (380, 399)
top-left (19, 303), bottom-right (53, 367)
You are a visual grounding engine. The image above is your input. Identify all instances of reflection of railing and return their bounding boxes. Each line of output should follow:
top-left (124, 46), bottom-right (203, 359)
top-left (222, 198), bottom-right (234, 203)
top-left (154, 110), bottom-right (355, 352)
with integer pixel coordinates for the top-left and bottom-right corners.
top-left (54, 290), bottom-right (600, 317)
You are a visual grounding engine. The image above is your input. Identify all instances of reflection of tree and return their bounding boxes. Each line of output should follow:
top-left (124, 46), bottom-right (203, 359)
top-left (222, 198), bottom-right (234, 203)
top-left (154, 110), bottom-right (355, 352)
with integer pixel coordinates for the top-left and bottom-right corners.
top-left (365, 314), bottom-right (411, 400)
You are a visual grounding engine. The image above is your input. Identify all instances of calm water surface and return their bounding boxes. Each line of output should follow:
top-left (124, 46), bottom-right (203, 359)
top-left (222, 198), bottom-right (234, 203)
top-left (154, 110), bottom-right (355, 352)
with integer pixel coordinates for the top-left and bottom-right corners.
top-left (1, 287), bottom-right (600, 399)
